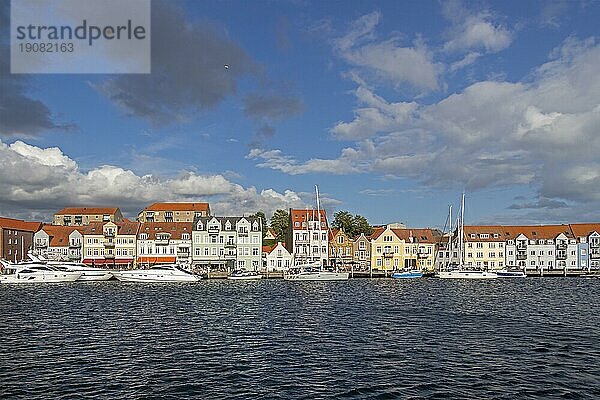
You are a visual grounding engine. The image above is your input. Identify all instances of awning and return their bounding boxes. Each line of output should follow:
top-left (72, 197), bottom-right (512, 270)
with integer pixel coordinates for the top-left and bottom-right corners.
top-left (82, 258), bottom-right (133, 265)
top-left (137, 256), bottom-right (176, 263)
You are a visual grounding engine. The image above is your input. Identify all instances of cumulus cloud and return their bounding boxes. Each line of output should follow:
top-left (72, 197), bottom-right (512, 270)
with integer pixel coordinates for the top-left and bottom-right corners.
top-left (0, 140), bottom-right (309, 221)
top-left (334, 11), bottom-right (443, 92)
top-left (249, 38), bottom-right (600, 213)
top-left (442, 1), bottom-right (513, 54)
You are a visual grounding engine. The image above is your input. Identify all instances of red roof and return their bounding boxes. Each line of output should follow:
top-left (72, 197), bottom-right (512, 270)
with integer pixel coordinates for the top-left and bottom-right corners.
top-left (54, 207), bottom-right (120, 215)
top-left (40, 224), bottom-right (83, 247)
top-left (144, 202), bottom-right (210, 212)
top-left (371, 227), bottom-right (437, 243)
top-left (502, 225), bottom-right (573, 240)
top-left (569, 223), bottom-right (600, 238)
top-left (262, 245), bottom-right (276, 254)
top-left (0, 217), bottom-right (42, 232)
top-left (138, 222), bottom-right (193, 240)
top-left (82, 221), bottom-right (140, 235)
top-left (289, 209), bottom-right (328, 230)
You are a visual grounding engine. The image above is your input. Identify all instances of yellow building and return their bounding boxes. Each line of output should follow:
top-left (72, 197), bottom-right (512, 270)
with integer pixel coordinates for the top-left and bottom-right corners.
top-left (462, 226), bottom-right (508, 270)
top-left (328, 228), bottom-right (353, 268)
top-left (371, 226), bottom-right (438, 271)
top-left (53, 207), bottom-right (123, 226)
top-left (137, 202), bottom-right (211, 223)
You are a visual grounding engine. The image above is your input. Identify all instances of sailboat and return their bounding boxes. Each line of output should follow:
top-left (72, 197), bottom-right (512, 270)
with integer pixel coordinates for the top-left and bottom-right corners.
top-left (437, 193), bottom-right (498, 279)
top-left (284, 185), bottom-right (349, 281)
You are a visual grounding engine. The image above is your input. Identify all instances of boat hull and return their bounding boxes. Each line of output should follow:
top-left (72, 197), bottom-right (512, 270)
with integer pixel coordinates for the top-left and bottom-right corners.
top-left (112, 271), bottom-right (199, 283)
top-left (284, 271), bottom-right (349, 281)
top-left (228, 274), bottom-right (262, 280)
top-left (496, 270), bottom-right (527, 278)
top-left (437, 270), bottom-right (498, 279)
top-left (391, 271), bottom-right (423, 279)
top-left (0, 271), bottom-right (81, 284)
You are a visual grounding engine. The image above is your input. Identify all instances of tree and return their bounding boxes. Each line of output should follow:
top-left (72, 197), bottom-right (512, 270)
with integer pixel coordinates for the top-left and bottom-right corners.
top-left (333, 210), bottom-right (373, 238)
top-left (270, 209), bottom-right (289, 242)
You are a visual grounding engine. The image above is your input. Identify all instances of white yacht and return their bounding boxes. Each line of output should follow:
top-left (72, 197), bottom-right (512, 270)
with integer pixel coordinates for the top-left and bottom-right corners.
top-left (0, 263), bottom-right (82, 284)
top-left (27, 253), bottom-right (114, 281)
top-left (284, 264), bottom-right (349, 281)
top-left (496, 269), bottom-right (527, 278)
top-left (228, 269), bottom-right (262, 280)
top-left (437, 193), bottom-right (498, 280)
top-left (112, 264), bottom-right (200, 282)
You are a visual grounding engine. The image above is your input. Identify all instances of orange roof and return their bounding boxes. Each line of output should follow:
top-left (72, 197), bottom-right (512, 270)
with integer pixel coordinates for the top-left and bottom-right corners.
top-left (569, 223), bottom-right (600, 238)
top-left (463, 226), bottom-right (510, 242)
top-left (138, 222), bottom-right (193, 240)
top-left (144, 202), bottom-right (210, 212)
top-left (501, 225), bottom-right (573, 240)
top-left (392, 228), bottom-right (437, 243)
top-left (289, 209), bottom-right (328, 229)
top-left (137, 256), bottom-right (177, 263)
top-left (0, 217), bottom-right (42, 232)
top-left (55, 207), bottom-right (119, 215)
top-left (82, 221), bottom-right (140, 235)
top-left (40, 225), bottom-right (83, 247)
top-left (262, 245), bottom-right (276, 254)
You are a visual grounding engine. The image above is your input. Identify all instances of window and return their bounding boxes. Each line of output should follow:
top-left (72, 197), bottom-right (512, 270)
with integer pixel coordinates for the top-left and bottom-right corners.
top-left (182, 233), bottom-right (190, 240)
top-left (476, 243), bottom-right (483, 248)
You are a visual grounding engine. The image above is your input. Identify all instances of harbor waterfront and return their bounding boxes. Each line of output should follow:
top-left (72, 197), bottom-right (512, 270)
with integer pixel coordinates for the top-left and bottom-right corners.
top-left (1, 279), bottom-right (599, 399)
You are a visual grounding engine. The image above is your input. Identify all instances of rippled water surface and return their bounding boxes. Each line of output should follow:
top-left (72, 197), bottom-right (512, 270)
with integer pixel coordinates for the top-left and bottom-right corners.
top-left (1, 278), bottom-right (600, 399)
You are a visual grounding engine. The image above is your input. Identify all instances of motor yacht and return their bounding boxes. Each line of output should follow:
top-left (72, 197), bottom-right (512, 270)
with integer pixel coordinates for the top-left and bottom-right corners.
top-left (0, 262), bottom-right (82, 284)
top-left (111, 264), bottom-right (200, 282)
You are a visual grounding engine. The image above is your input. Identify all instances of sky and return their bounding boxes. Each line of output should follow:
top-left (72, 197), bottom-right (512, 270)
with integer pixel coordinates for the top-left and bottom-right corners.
top-left (0, 0), bottom-right (599, 228)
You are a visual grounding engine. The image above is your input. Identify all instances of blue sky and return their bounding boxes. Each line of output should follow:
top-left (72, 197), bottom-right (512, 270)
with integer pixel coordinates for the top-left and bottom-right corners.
top-left (1, 0), bottom-right (599, 228)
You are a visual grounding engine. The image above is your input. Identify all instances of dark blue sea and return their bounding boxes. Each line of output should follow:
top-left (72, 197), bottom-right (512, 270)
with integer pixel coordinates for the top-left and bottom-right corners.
top-left (1, 278), bottom-right (599, 399)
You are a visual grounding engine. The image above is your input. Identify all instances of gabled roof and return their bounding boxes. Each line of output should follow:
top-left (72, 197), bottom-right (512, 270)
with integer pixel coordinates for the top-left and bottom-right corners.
top-left (502, 225), bottom-right (574, 240)
top-left (39, 225), bottom-right (83, 247)
top-left (262, 245), bottom-right (276, 254)
top-left (0, 217), bottom-right (42, 232)
top-left (392, 228), bottom-right (437, 244)
top-left (463, 226), bottom-right (510, 242)
top-left (82, 221), bottom-right (140, 235)
top-left (138, 222), bottom-right (193, 240)
top-left (143, 202), bottom-right (210, 212)
top-left (569, 223), bottom-right (600, 238)
top-left (54, 207), bottom-right (120, 215)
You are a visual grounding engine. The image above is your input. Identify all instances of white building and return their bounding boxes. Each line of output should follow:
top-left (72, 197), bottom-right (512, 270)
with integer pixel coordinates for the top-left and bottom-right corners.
top-left (137, 222), bottom-right (193, 267)
top-left (264, 242), bottom-right (293, 271)
top-left (504, 225), bottom-right (578, 270)
top-left (33, 225), bottom-right (84, 261)
top-left (192, 216), bottom-right (263, 271)
top-left (286, 209), bottom-right (329, 266)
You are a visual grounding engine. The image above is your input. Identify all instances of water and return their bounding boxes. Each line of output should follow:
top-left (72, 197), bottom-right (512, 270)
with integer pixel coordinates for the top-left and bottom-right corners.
top-left (1, 278), bottom-right (599, 399)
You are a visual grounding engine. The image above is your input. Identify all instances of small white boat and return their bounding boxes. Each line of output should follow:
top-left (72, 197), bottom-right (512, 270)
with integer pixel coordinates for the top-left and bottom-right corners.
top-left (496, 269), bottom-right (527, 278)
top-left (0, 263), bottom-right (81, 284)
top-left (284, 264), bottom-right (349, 281)
top-left (437, 269), bottom-right (498, 279)
top-left (228, 269), bottom-right (262, 280)
top-left (112, 264), bottom-right (200, 283)
top-left (391, 269), bottom-right (423, 279)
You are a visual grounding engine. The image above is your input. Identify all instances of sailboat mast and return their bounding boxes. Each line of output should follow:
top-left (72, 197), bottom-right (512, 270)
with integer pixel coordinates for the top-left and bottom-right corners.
top-left (448, 205), bottom-right (453, 266)
top-left (315, 185), bottom-right (323, 268)
top-left (459, 193), bottom-right (465, 267)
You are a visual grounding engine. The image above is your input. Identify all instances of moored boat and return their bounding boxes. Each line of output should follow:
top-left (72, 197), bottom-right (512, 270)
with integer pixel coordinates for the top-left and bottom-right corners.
top-left (437, 269), bottom-right (498, 279)
top-left (112, 264), bottom-right (200, 283)
top-left (496, 269), bottom-right (527, 278)
top-left (284, 264), bottom-right (349, 281)
top-left (0, 263), bottom-right (82, 284)
top-left (228, 269), bottom-right (262, 280)
top-left (391, 269), bottom-right (424, 279)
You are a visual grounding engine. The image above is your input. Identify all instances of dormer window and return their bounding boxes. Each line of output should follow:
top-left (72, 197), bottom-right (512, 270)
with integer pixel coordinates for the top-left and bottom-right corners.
top-left (470, 234), bottom-right (476, 239)
top-left (140, 233), bottom-right (148, 240)
top-left (225, 221), bottom-right (232, 230)
top-left (252, 221), bottom-right (259, 230)
top-left (196, 221), bottom-right (204, 230)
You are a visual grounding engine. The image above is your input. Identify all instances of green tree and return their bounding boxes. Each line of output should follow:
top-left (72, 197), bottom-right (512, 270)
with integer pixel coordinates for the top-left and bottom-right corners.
top-left (333, 211), bottom-right (373, 238)
top-left (270, 209), bottom-right (289, 242)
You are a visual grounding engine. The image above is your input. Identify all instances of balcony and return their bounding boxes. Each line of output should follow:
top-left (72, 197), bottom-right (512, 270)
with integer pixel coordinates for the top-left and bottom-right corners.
top-left (591, 251), bottom-right (600, 259)
top-left (516, 253), bottom-right (527, 260)
top-left (69, 242), bottom-right (81, 248)
top-left (383, 251), bottom-right (394, 258)
top-left (516, 244), bottom-right (527, 250)
top-left (105, 253), bottom-right (115, 259)
top-left (223, 252), bottom-right (237, 259)
top-left (556, 243), bottom-right (567, 250)
top-left (104, 231), bottom-right (115, 238)
top-left (177, 250), bottom-right (190, 257)
top-left (35, 242), bottom-right (48, 248)
top-left (208, 227), bottom-right (219, 235)
top-left (155, 238), bottom-right (170, 245)
top-left (225, 241), bottom-right (236, 247)
top-left (556, 251), bottom-right (567, 260)
top-left (104, 240), bottom-right (115, 248)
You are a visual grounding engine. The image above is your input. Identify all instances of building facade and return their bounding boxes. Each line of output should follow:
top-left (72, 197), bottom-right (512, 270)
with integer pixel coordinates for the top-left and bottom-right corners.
top-left (82, 221), bottom-right (139, 268)
top-left (265, 242), bottom-right (293, 271)
top-left (136, 222), bottom-right (193, 267)
top-left (192, 216), bottom-right (263, 271)
top-left (370, 226), bottom-right (404, 271)
top-left (53, 207), bottom-right (123, 226)
top-left (286, 209), bottom-right (329, 266)
top-left (329, 228), bottom-right (353, 267)
top-left (0, 217), bottom-right (42, 262)
top-left (352, 233), bottom-right (371, 269)
top-left (33, 225), bottom-right (84, 262)
top-left (137, 202), bottom-right (210, 223)
top-left (462, 226), bottom-right (508, 271)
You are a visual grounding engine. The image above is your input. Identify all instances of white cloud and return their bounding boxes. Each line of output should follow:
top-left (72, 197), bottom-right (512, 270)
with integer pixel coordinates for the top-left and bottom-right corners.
top-left (250, 38), bottom-right (600, 212)
top-left (334, 12), bottom-right (443, 91)
top-left (0, 140), bottom-right (309, 220)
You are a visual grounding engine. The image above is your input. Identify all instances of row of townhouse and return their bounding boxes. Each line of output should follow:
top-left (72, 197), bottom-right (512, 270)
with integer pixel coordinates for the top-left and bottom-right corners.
top-left (435, 224), bottom-right (600, 271)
